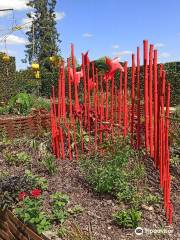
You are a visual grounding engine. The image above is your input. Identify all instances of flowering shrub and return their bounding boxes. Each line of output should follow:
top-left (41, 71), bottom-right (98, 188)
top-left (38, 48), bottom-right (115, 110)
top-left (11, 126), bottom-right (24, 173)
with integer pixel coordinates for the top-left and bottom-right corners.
top-left (15, 196), bottom-right (51, 234)
top-left (31, 189), bottom-right (42, 198)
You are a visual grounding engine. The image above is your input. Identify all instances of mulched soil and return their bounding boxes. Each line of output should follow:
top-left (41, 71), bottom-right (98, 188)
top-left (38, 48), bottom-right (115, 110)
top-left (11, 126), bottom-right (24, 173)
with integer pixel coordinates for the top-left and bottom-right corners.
top-left (0, 137), bottom-right (179, 240)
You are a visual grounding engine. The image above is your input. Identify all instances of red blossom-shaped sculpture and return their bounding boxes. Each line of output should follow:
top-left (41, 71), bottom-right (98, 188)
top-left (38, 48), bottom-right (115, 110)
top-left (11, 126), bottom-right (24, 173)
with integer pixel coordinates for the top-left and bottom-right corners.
top-left (18, 192), bottom-right (27, 201)
top-left (104, 57), bottom-right (124, 81)
top-left (31, 189), bottom-right (42, 198)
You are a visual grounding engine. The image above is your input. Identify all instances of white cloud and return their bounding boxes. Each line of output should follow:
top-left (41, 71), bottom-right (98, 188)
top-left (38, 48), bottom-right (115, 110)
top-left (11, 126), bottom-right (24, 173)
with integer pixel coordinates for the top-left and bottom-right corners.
top-left (21, 17), bottom-right (32, 29)
top-left (82, 33), bottom-right (93, 38)
top-left (159, 52), bottom-right (171, 58)
top-left (113, 50), bottom-right (132, 57)
top-left (155, 42), bottom-right (165, 48)
top-left (56, 11), bottom-right (66, 21)
top-left (112, 44), bottom-right (120, 49)
top-left (0, 0), bottom-right (29, 11)
top-left (0, 34), bottom-right (27, 45)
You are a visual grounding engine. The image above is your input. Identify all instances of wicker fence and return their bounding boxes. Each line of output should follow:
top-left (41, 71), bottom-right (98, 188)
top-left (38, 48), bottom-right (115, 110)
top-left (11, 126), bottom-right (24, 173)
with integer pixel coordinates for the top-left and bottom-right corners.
top-left (0, 112), bottom-right (50, 139)
top-left (0, 209), bottom-right (47, 240)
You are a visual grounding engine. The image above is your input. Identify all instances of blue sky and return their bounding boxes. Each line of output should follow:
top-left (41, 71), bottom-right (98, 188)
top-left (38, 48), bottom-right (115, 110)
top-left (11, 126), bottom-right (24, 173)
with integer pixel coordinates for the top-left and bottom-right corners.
top-left (0, 0), bottom-right (180, 70)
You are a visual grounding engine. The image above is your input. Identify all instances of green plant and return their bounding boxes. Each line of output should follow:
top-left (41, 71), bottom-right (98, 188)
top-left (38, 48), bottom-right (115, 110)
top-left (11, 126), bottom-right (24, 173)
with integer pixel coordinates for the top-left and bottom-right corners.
top-left (67, 223), bottom-right (93, 240)
top-left (25, 170), bottom-right (48, 190)
top-left (15, 197), bottom-right (51, 234)
top-left (8, 92), bottom-right (34, 115)
top-left (117, 185), bottom-right (135, 203)
top-left (113, 208), bottom-right (142, 228)
top-left (80, 144), bottom-right (132, 195)
top-left (50, 192), bottom-right (70, 224)
top-left (30, 138), bottom-right (39, 150)
top-left (32, 97), bottom-right (50, 111)
top-left (0, 175), bottom-right (34, 210)
top-left (42, 154), bottom-right (56, 175)
top-left (0, 106), bottom-right (8, 114)
top-left (68, 205), bottom-right (84, 216)
top-left (3, 151), bottom-right (30, 166)
top-left (16, 152), bottom-right (30, 164)
top-left (57, 226), bottom-right (68, 238)
top-left (143, 193), bottom-right (161, 205)
top-left (129, 163), bottom-right (145, 181)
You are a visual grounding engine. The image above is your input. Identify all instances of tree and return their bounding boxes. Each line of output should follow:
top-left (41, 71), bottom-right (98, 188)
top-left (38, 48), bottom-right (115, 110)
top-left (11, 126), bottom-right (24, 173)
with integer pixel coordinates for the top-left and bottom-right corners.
top-left (24, 0), bottom-right (60, 70)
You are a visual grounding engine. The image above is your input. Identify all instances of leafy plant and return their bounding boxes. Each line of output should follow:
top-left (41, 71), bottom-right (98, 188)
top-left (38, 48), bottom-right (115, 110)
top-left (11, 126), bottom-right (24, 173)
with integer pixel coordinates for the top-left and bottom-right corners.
top-left (42, 154), bottom-right (56, 175)
top-left (15, 197), bottom-right (51, 234)
top-left (50, 192), bottom-right (70, 224)
top-left (68, 205), bottom-right (84, 216)
top-left (32, 97), bottom-right (50, 111)
top-left (117, 185), bottom-right (135, 203)
top-left (57, 226), bottom-right (68, 238)
top-left (0, 175), bottom-right (33, 210)
top-left (80, 144), bottom-right (132, 195)
top-left (3, 151), bottom-right (30, 166)
top-left (8, 92), bottom-right (34, 115)
top-left (16, 152), bottom-right (30, 164)
top-left (143, 193), bottom-right (160, 205)
top-left (113, 208), bottom-right (142, 228)
top-left (25, 170), bottom-right (48, 190)
top-left (129, 163), bottom-right (145, 181)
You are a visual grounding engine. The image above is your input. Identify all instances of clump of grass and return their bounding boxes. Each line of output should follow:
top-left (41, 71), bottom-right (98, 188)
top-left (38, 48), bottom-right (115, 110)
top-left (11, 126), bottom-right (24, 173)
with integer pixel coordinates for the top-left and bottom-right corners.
top-left (67, 222), bottom-right (93, 240)
top-left (41, 154), bottom-right (57, 175)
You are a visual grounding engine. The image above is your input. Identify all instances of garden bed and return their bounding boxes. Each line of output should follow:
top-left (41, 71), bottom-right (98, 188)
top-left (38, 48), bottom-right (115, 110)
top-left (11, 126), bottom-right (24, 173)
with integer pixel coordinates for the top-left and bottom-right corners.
top-left (0, 134), bottom-right (179, 240)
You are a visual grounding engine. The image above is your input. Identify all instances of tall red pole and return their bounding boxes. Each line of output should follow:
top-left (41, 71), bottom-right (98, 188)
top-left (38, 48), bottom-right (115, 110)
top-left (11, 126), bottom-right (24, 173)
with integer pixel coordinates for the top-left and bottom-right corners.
top-left (143, 40), bottom-right (149, 151)
top-left (164, 83), bottom-right (170, 214)
top-left (111, 75), bottom-right (114, 139)
top-left (161, 71), bottom-right (166, 185)
top-left (118, 71), bottom-right (122, 137)
top-left (58, 65), bottom-right (62, 123)
top-left (157, 64), bottom-right (164, 167)
top-left (137, 47), bottom-right (141, 149)
top-left (131, 54), bottom-right (135, 146)
top-left (123, 61), bottom-right (128, 138)
top-left (153, 50), bottom-right (158, 166)
top-left (82, 54), bottom-right (87, 127)
top-left (71, 44), bottom-right (79, 112)
top-left (94, 68), bottom-right (98, 149)
top-left (67, 58), bottom-right (73, 119)
top-left (87, 63), bottom-right (91, 152)
top-left (149, 44), bottom-right (153, 157)
top-left (105, 79), bottom-right (109, 140)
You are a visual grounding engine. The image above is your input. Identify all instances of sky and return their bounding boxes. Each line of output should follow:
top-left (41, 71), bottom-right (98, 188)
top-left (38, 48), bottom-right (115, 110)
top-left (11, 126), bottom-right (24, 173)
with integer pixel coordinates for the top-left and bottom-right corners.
top-left (0, 0), bottom-right (180, 70)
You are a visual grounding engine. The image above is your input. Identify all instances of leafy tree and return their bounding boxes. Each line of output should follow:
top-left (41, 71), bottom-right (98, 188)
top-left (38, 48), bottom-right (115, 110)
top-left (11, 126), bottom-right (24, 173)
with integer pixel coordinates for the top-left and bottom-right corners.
top-left (24, 0), bottom-right (60, 70)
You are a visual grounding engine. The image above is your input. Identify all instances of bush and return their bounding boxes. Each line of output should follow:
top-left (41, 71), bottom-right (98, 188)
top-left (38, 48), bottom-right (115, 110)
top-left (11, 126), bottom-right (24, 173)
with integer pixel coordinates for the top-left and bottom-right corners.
top-left (1, 92), bottom-right (50, 115)
top-left (15, 197), bottom-right (51, 234)
top-left (113, 208), bottom-right (142, 228)
top-left (8, 93), bottom-right (34, 115)
top-left (80, 142), bottom-right (133, 195)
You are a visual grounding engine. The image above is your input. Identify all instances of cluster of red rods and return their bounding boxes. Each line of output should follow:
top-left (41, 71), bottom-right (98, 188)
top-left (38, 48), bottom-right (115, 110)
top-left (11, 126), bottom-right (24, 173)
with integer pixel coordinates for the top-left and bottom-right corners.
top-left (50, 40), bottom-right (173, 224)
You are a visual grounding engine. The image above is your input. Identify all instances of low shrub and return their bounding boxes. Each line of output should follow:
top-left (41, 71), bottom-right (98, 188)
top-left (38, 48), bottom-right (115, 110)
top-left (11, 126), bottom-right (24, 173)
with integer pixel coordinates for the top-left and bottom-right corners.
top-left (113, 208), bottom-right (142, 228)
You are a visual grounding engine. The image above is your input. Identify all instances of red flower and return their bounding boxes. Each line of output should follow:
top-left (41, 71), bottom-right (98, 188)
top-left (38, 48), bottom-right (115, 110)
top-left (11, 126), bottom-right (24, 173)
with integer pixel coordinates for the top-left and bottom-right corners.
top-left (31, 189), bottom-right (42, 198)
top-left (18, 192), bottom-right (27, 201)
